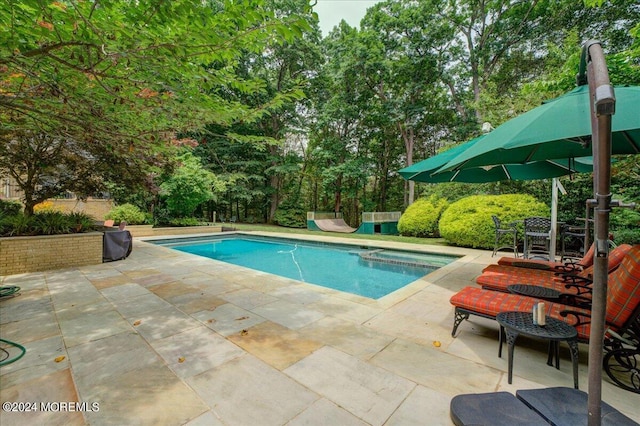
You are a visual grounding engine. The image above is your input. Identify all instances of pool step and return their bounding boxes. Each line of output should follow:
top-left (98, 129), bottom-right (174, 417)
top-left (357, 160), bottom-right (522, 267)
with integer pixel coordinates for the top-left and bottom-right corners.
top-left (358, 250), bottom-right (438, 269)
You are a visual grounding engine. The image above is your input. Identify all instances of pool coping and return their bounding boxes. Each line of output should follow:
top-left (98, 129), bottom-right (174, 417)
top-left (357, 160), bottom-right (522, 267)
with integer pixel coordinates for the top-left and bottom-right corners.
top-left (139, 231), bottom-right (485, 309)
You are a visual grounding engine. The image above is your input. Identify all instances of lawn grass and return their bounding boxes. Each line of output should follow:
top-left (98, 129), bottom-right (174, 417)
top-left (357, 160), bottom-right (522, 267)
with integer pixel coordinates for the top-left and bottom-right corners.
top-left (226, 222), bottom-right (450, 246)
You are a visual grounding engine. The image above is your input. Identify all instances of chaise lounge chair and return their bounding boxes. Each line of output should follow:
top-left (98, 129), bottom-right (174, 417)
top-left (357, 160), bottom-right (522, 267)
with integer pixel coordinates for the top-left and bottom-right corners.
top-left (476, 244), bottom-right (632, 297)
top-left (450, 245), bottom-right (640, 344)
top-left (496, 242), bottom-right (595, 272)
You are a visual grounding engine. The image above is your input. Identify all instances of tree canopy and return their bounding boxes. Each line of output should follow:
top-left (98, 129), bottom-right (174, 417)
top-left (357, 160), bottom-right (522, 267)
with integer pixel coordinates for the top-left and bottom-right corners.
top-left (1, 0), bottom-right (639, 237)
top-left (1, 0), bottom-right (311, 213)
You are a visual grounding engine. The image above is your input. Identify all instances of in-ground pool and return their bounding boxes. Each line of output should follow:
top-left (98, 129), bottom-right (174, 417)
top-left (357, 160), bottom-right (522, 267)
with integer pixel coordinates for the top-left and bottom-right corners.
top-left (152, 235), bottom-right (459, 299)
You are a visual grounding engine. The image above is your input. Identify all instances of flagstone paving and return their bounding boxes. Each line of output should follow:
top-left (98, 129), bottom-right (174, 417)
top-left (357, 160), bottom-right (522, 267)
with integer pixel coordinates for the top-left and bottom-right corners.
top-left (1, 231), bottom-right (638, 425)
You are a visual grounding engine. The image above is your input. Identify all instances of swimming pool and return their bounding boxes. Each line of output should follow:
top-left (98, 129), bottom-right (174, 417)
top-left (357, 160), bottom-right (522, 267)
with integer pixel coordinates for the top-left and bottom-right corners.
top-left (153, 235), bottom-right (459, 299)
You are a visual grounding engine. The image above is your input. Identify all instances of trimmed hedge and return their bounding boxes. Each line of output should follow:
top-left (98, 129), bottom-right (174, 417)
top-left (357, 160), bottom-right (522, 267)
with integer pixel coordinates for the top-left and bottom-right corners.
top-left (398, 196), bottom-right (449, 238)
top-left (105, 203), bottom-right (147, 225)
top-left (439, 194), bottom-right (549, 249)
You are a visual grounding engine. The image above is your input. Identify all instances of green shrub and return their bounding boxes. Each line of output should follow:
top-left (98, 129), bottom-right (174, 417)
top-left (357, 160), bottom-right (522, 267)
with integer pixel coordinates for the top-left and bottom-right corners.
top-left (152, 207), bottom-right (170, 227)
top-left (274, 204), bottom-right (306, 228)
top-left (439, 194), bottom-right (549, 249)
top-left (34, 211), bottom-right (71, 235)
top-left (67, 211), bottom-right (97, 232)
top-left (0, 199), bottom-right (22, 216)
top-left (1, 214), bottom-right (36, 236)
top-left (105, 203), bottom-right (147, 225)
top-left (398, 196), bottom-right (449, 237)
top-left (168, 217), bottom-right (207, 227)
top-left (610, 207), bottom-right (640, 245)
top-left (612, 228), bottom-right (640, 245)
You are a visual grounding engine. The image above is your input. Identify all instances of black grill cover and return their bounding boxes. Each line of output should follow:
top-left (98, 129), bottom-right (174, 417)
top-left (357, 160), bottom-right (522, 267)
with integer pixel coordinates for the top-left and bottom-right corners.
top-left (103, 230), bottom-right (133, 262)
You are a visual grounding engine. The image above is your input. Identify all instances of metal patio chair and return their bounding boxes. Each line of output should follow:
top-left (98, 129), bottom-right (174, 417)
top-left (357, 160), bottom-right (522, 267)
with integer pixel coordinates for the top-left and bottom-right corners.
top-left (523, 217), bottom-right (552, 260)
top-left (491, 215), bottom-right (519, 258)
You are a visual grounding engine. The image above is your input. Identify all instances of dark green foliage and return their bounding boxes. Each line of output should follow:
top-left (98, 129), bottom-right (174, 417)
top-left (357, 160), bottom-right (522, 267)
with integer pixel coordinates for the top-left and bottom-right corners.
top-left (34, 211), bottom-right (72, 235)
top-left (0, 199), bottom-right (22, 216)
top-left (105, 204), bottom-right (147, 225)
top-left (610, 208), bottom-right (640, 245)
top-left (398, 196), bottom-right (449, 238)
top-left (0, 214), bottom-right (36, 236)
top-left (152, 207), bottom-right (173, 227)
top-left (160, 152), bottom-right (220, 218)
top-left (273, 204), bottom-right (307, 228)
top-left (168, 217), bottom-right (208, 227)
top-left (0, 210), bottom-right (96, 236)
top-left (67, 212), bottom-right (97, 233)
top-left (439, 194), bottom-right (549, 249)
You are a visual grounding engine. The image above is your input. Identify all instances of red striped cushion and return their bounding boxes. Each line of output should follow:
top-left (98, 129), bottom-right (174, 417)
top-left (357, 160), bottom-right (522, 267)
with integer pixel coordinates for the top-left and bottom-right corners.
top-left (607, 244), bottom-right (632, 272)
top-left (477, 266), bottom-right (585, 294)
top-left (606, 245), bottom-right (640, 328)
top-left (579, 243), bottom-right (596, 268)
top-left (479, 244), bottom-right (633, 292)
top-left (488, 244), bottom-right (630, 277)
top-left (496, 243), bottom-right (596, 270)
top-left (450, 286), bottom-right (592, 339)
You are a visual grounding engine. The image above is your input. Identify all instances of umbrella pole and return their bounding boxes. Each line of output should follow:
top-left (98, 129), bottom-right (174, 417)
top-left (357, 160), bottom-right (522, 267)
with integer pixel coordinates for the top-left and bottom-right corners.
top-left (583, 41), bottom-right (615, 426)
top-left (550, 178), bottom-right (559, 261)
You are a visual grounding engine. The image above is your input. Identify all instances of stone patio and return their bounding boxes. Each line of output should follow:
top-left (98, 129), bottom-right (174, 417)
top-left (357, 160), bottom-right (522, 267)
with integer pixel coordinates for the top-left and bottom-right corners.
top-left (1, 231), bottom-right (638, 425)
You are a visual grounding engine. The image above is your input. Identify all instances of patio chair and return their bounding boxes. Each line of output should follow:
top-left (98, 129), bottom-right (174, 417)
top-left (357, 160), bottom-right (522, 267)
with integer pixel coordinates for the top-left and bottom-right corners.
top-left (476, 244), bottom-right (632, 297)
top-left (560, 222), bottom-right (588, 262)
top-left (496, 242), bottom-right (595, 272)
top-left (491, 215), bottom-right (519, 257)
top-left (450, 245), bottom-right (640, 344)
top-left (523, 216), bottom-right (552, 259)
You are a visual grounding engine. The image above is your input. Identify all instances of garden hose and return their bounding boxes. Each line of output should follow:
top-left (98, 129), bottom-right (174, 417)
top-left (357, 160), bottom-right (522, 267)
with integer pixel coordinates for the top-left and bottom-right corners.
top-left (0, 286), bottom-right (21, 298)
top-left (0, 338), bottom-right (26, 366)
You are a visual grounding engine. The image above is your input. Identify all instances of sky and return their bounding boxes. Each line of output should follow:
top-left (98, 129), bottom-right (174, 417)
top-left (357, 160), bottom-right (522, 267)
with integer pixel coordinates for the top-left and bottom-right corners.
top-left (313, 0), bottom-right (383, 36)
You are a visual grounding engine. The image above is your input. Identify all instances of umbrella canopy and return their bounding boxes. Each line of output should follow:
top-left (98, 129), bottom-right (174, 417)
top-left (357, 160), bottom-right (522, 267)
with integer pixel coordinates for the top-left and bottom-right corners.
top-left (436, 85), bottom-right (640, 175)
top-left (398, 136), bottom-right (594, 183)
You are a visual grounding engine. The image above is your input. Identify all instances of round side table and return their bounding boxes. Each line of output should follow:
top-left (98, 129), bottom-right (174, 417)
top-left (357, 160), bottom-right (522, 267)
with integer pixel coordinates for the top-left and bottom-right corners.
top-left (507, 284), bottom-right (561, 301)
top-left (496, 311), bottom-right (579, 389)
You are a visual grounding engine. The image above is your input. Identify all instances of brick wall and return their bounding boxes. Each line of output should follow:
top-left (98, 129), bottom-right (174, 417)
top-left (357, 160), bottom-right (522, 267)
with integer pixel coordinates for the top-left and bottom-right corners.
top-left (0, 233), bottom-right (104, 276)
top-left (49, 199), bottom-right (114, 220)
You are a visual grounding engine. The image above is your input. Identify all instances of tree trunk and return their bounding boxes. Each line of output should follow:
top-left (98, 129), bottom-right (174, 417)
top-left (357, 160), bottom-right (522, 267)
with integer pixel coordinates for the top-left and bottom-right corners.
top-left (334, 176), bottom-right (342, 214)
top-left (399, 123), bottom-right (415, 205)
top-left (269, 174), bottom-right (279, 223)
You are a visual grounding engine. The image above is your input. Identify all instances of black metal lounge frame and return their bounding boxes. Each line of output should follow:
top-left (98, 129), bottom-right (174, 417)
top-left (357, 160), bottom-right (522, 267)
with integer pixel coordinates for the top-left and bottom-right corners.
top-left (451, 301), bottom-right (640, 393)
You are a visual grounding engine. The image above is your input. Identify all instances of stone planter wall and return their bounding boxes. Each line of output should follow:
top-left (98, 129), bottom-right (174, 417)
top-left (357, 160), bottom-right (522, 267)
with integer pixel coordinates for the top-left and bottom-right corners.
top-left (124, 225), bottom-right (222, 237)
top-left (0, 225), bottom-right (226, 276)
top-left (0, 233), bottom-right (103, 276)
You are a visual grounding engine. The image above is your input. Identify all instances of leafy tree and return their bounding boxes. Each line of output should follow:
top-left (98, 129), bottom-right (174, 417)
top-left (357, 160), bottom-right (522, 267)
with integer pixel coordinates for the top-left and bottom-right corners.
top-left (308, 22), bottom-right (371, 221)
top-left (0, 0), bottom-right (310, 214)
top-left (360, 0), bottom-right (459, 205)
top-left (160, 152), bottom-right (225, 218)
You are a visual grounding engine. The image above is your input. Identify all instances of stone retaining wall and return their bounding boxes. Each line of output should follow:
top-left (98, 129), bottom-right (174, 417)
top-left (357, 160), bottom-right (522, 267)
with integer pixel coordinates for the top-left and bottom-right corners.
top-left (124, 225), bottom-right (223, 237)
top-left (0, 233), bottom-right (103, 276)
top-left (0, 226), bottom-right (226, 275)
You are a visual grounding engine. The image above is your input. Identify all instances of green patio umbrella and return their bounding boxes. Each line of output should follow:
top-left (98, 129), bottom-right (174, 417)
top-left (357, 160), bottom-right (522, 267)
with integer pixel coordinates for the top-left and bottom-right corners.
top-left (399, 136), bottom-right (596, 259)
top-left (398, 136), bottom-right (594, 183)
top-left (434, 85), bottom-right (640, 175)
top-left (429, 41), bottom-right (635, 425)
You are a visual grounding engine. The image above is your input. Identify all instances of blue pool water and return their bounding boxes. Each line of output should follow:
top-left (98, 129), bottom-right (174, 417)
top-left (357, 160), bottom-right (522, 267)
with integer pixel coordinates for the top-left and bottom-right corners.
top-left (155, 236), bottom-right (458, 299)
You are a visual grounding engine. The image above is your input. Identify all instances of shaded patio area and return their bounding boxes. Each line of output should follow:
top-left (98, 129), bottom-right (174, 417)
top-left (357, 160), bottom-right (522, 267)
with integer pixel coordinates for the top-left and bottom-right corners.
top-left (1, 231), bottom-right (638, 425)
